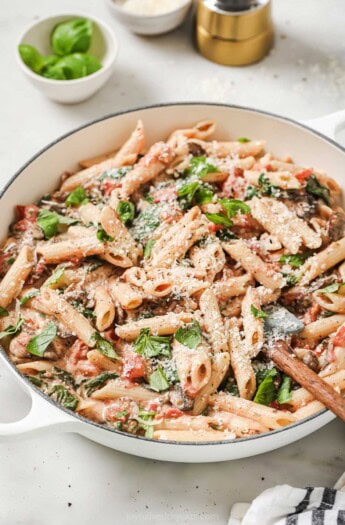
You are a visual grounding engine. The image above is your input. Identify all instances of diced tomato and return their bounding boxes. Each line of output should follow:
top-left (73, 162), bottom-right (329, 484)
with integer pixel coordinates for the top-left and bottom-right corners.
top-left (333, 325), bottom-right (345, 347)
top-left (153, 187), bottom-right (177, 203)
top-left (66, 339), bottom-right (99, 377)
top-left (16, 205), bottom-right (39, 221)
top-left (327, 344), bottom-right (336, 363)
top-left (208, 223), bottom-right (222, 233)
top-left (159, 407), bottom-right (184, 419)
top-left (146, 401), bottom-right (160, 413)
top-left (295, 169), bottom-right (313, 183)
top-left (104, 402), bottom-right (129, 422)
top-left (122, 352), bottom-right (146, 381)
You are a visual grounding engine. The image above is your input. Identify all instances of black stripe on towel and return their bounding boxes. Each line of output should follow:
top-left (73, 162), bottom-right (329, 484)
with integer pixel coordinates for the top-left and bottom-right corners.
top-left (319, 487), bottom-right (337, 510)
top-left (338, 510), bottom-right (345, 525)
top-left (286, 487), bottom-right (314, 524)
top-left (311, 509), bottom-right (325, 524)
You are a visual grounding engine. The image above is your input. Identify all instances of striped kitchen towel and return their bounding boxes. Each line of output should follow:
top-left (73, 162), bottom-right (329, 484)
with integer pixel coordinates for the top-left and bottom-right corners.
top-left (229, 474), bottom-right (345, 524)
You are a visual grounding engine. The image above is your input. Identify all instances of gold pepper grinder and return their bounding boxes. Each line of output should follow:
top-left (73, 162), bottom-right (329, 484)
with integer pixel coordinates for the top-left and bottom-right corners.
top-left (196, 0), bottom-right (274, 66)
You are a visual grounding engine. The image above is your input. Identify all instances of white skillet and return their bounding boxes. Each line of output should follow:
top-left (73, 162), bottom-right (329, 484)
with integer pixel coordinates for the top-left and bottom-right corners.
top-left (0, 103), bottom-right (344, 463)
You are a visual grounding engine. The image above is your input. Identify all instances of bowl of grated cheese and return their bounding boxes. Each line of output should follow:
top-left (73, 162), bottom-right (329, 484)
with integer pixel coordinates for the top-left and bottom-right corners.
top-left (105, 0), bottom-right (193, 35)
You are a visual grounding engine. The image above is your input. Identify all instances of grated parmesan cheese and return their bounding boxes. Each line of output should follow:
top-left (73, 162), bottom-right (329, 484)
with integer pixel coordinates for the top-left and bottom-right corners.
top-left (121, 0), bottom-right (186, 16)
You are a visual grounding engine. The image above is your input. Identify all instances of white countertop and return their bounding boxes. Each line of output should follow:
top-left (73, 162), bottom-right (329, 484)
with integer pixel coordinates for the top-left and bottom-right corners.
top-left (1, 1), bottom-right (345, 524)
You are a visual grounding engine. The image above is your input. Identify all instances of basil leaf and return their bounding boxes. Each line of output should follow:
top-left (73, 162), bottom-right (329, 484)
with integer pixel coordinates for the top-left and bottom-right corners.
top-left (317, 282), bottom-right (342, 294)
top-left (44, 53), bottom-right (101, 80)
top-left (91, 332), bottom-right (119, 359)
top-left (219, 198), bottom-right (251, 218)
top-left (98, 166), bottom-right (132, 182)
top-left (283, 273), bottom-right (299, 287)
top-left (65, 186), bottom-right (88, 207)
top-left (48, 384), bottom-right (78, 411)
top-left (18, 44), bottom-right (44, 73)
top-left (177, 181), bottom-right (214, 209)
top-left (26, 322), bottom-right (57, 357)
top-left (0, 307), bottom-right (9, 317)
top-left (205, 213), bottom-right (233, 228)
top-left (45, 267), bottom-right (65, 287)
top-left (250, 304), bottom-right (268, 319)
top-left (144, 239), bottom-right (156, 258)
top-left (175, 320), bottom-right (202, 349)
top-left (279, 253), bottom-right (309, 268)
top-left (133, 328), bottom-right (171, 358)
top-left (148, 367), bottom-right (170, 392)
top-left (185, 156), bottom-right (219, 179)
top-left (194, 185), bottom-right (214, 205)
top-left (20, 290), bottom-right (40, 305)
top-left (237, 137), bottom-right (250, 143)
top-left (83, 372), bottom-right (118, 396)
top-left (51, 18), bottom-right (93, 56)
top-left (51, 367), bottom-right (76, 387)
top-left (130, 205), bottom-right (161, 241)
top-left (37, 210), bottom-right (77, 239)
top-left (254, 368), bottom-right (278, 405)
top-left (258, 173), bottom-right (281, 198)
top-left (306, 175), bottom-right (330, 205)
top-left (0, 318), bottom-right (23, 340)
top-left (117, 201), bottom-right (135, 225)
top-left (96, 226), bottom-right (114, 243)
top-left (277, 375), bottom-right (292, 404)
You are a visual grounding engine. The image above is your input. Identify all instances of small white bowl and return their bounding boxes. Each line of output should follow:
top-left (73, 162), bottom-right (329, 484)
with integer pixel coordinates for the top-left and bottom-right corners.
top-left (16, 13), bottom-right (118, 104)
top-left (105, 0), bottom-right (192, 35)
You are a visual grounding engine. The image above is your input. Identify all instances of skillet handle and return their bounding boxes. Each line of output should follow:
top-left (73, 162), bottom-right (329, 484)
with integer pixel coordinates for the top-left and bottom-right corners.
top-left (0, 390), bottom-right (77, 440)
top-left (304, 109), bottom-right (345, 140)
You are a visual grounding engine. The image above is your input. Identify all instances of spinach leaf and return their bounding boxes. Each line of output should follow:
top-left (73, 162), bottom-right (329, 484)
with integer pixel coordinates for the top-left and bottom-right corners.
top-left (144, 239), bottom-right (156, 258)
top-left (175, 320), bottom-right (202, 349)
top-left (277, 375), bottom-right (292, 404)
top-left (0, 318), bottom-right (23, 340)
top-left (48, 384), bottom-right (78, 411)
top-left (90, 332), bottom-right (119, 359)
top-left (184, 156), bottom-right (219, 179)
top-left (0, 307), bottom-right (9, 317)
top-left (279, 253), bottom-right (309, 268)
top-left (51, 18), bottom-right (93, 56)
top-left (148, 367), bottom-right (170, 392)
top-left (83, 372), bottom-right (118, 396)
top-left (65, 186), bottom-right (88, 206)
top-left (117, 201), bottom-right (135, 224)
top-left (250, 305), bottom-right (268, 319)
top-left (20, 290), bottom-right (40, 305)
top-left (96, 226), bottom-right (114, 243)
top-left (51, 367), bottom-right (76, 387)
top-left (45, 267), bottom-right (65, 287)
top-left (205, 213), bottom-right (233, 228)
top-left (258, 173), bottom-right (281, 198)
top-left (237, 137), bottom-right (250, 143)
top-left (37, 209), bottom-right (77, 239)
top-left (130, 205), bottom-right (161, 241)
top-left (18, 44), bottom-right (44, 73)
top-left (26, 322), bottom-right (57, 357)
top-left (28, 375), bottom-right (45, 387)
top-left (219, 198), bottom-right (251, 218)
top-left (306, 175), bottom-right (330, 205)
top-left (254, 368), bottom-right (278, 405)
top-left (283, 273), bottom-right (299, 287)
top-left (133, 328), bottom-right (171, 358)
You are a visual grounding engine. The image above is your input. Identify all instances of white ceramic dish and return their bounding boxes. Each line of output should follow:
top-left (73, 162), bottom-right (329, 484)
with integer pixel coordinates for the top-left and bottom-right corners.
top-left (16, 13), bottom-right (118, 104)
top-left (1, 103), bottom-right (345, 463)
top-left (105, 0), bottom-right (192, 35)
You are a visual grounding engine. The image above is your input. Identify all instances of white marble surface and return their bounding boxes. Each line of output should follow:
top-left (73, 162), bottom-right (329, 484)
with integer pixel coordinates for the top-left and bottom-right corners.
top-left (1, 1), bottom-right (345, 524)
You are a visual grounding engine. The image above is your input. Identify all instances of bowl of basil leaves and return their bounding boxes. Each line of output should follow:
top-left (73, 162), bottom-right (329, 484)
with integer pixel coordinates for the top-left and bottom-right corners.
top-left (17, 13), bottom-right (118, 104)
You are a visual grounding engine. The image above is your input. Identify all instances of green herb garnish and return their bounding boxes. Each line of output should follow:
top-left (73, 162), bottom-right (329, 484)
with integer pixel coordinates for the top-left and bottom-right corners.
top-left (45, 267), bottom-right (65, 287)
top-left (117, 201), bottom-right (135, 225)
top-left (48, 384), bottom-right (78, 411)
top-left (177, 181), bottom-right (214, 209)
top-left (20, 290), bottom-right (40, 305)
top-left (258, 173), bottom-right (281, 198)
top-left (90, 332), bottom-right (119, 359)
top-left (51, 18), bottom-right (93, 56)
top-left (0, 317), bottom-right (23, 340)
top-left (148, 367), bottom-right (170, 392)
top-left (175, 320), bottom-right (202, 349)
top-left (96, 226), bottom-right (114, 243)
top-left (184, 156), bottom-right (220, 179)
top-left (279, 253), bottom-right (309, 268)
top-left (37, 209), bottom-right (77, 239)
top-left (250, 305), bottom-right (268, 319)
top-left (277, 375), bottom-right (292, 404)
top-left (65, 186), bottom-right (88, 207)
top-left (205, 213), bottom-right (233, 228)
top-left (133, 328), bottom-right (171, 358)
top-left (0, 307), bottom-right (9, 317)
top-left (144, 239), bottom-right (156, 258)
top-left (26, 322), bottom-right (57, 357)
top-left (317, 282), bottom-right (343, 294)
top-left (98, 166), bottom-right (132, 182)
top-left (237, 137), bottom-right (250, 143)
top-left (254, 368), bottom-right (278, 405)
